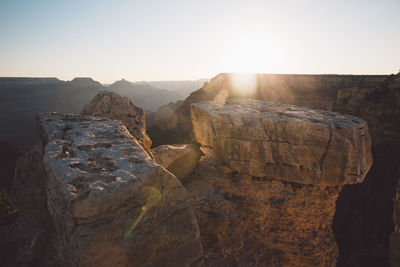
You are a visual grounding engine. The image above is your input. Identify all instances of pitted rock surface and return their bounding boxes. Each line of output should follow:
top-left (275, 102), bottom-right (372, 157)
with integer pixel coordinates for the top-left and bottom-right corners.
top-left (81, 90), bottom-right (152, 149)
top-left (38, 112), bottom-right (202, 266)
top-left (191, 99), bottom-right (372, 186)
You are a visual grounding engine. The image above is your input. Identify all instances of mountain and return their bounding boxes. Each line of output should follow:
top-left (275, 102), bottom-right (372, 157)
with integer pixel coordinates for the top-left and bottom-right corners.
top-left (107, 79), bottom-right (205, 112)
top-left (145, 79), bottom-right (209, 97)
top-left (0, 77), bottom-right (208, 151)
top-left (0, 77), bottom-right (102, 151)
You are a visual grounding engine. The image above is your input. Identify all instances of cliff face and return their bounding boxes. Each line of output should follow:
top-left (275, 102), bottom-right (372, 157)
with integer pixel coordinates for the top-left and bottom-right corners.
top-left (149, 73), bottom-right (400, 265)
top-left (148, 74), bottom-right (395, 147)
top-left (186, 99), bottom-right (372, 266)
top-left (37, 113), bottom-right (202, 266)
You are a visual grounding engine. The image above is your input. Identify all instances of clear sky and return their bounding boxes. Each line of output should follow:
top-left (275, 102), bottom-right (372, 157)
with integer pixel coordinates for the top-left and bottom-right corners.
top-left (0, 0), bottom-right (399, 83)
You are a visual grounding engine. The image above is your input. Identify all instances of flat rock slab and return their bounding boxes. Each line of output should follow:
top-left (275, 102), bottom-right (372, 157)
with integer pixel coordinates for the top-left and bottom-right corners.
top-left (191, 99), bottom-right (372, 185)
top-left (38, 113), bottom-right (202, 266)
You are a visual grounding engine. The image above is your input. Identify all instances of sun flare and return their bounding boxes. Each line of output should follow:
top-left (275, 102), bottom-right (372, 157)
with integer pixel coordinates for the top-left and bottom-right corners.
top-left (230, 73), bottom-right (258, 96)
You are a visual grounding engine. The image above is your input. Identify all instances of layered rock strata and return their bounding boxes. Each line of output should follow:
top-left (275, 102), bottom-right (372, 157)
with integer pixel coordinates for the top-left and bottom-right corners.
top-left (37, 113), bottom-right (202, 266)
top-left (81, 90), bottom-right (152, 149)
top-left (151, 144), bottom-right (201, 182)
top-left (187, 99), bottom-right (372, 266)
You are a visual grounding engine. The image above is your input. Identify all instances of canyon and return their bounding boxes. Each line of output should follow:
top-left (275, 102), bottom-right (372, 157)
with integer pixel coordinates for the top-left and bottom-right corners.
top-left (1, 73), bottom-right (399, 266)
top-left (149, 73), bottom-right (400, 266)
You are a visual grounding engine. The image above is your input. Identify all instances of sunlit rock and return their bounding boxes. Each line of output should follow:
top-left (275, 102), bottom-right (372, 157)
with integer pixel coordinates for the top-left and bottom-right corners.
top-left (81, 90), bottom-right (152, 149)
top-left (151, 144), bottom-right (201, 182)
top-left (191, 99), bottom-right (372, 186)
top-left (38, 113), bottom-right (202, 266)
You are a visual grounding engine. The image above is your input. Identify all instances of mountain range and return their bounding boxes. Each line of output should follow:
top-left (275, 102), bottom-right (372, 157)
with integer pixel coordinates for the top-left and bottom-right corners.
top-left (0, 77), bottom-right (208, 152)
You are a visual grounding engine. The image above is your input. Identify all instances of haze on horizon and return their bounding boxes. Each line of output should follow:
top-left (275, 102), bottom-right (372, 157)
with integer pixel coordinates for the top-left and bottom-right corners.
top-left (0, 0), bottom-right (399, 84)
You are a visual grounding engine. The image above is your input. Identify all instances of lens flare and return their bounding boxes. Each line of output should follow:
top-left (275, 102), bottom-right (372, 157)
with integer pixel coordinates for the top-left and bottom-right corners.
top-left (124, 186), bottom-right (161, 238)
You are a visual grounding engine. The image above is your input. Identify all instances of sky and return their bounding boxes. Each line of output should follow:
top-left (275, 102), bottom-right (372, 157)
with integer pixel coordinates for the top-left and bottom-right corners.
top-left (0, 0), bottom-right (399, 83)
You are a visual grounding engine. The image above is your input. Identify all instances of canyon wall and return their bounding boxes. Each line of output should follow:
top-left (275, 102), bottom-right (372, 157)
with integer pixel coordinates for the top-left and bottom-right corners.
top-left (186, 99), bottom-right (372, 266)
top-left (149, 73), bottom-right (400, 266)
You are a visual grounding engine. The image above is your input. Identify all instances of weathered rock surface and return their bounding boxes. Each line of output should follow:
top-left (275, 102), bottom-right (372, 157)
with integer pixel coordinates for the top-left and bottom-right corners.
top-left (38, 113), bottom-right (202, 266)
top-left (81, 90), bottom-right (152, 149)
top-left (191, 99), bottom-right (372, 186)
top-left (148, 74), bottom-right (400, 265)
top-left (186, 99), bottom-right (372, 266)
top-left (151, 144), bottom-right (201, 181)
top-left (185, 158), bottom-right (341, 266)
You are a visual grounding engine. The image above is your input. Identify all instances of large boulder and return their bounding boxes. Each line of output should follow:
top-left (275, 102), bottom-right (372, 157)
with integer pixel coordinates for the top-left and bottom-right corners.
top-left (37, 113), bottom-right (202, 266)
top-left (151, 144), bottom-right (201, 181)
top-left (191, 99), bottom-right (372, 186)
top-left (81, 90), bottom-right (152, 149)
top-left (186, 99), bottom-right (373, 266)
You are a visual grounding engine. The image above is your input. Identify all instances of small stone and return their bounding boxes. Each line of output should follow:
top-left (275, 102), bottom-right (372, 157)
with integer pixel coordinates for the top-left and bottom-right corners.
top-left (151, 144), bottom-right (201, 182)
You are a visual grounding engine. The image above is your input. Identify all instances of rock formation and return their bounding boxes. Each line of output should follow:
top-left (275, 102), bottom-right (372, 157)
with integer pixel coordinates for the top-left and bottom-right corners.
top-left (81, 90), bottom-right (152, 149)
top-left (0, 141), bottom-right (21, 191)
top-left (149, 73), bottom-right (400, 265)
top-left (151, 144), bottom-right (201, 182)
top-left (37, 113), bottom-right (202, 266)
top-left (185, 99), bottom-right (372, 266)
top-left (1, 147), bottom-right (60, 266)
top-left (191, 99), bottom-right (372, 186)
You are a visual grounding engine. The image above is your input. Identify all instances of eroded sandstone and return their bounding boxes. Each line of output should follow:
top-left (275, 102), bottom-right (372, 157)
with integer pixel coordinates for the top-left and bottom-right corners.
top-left (187, 99), bottom-right (373, 266)
top-left (81, 90), bottom-right (152, 149)
top-left (191, 99), bottom-right (372, 186)
top-left (38, 112), bottom-right (202, 266)
top-left (151, 144), bottom-right (201, 181)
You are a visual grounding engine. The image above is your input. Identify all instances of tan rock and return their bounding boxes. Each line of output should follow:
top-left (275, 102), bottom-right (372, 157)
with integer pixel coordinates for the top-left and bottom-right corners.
top-left (37, 113), bottom-right (202, 266)
top-left (185, 157), bottom-right (340, 266)
top-left (81, 90), bottom-right (152, 149)
top-left (151, 144), bottom-right (201, 181)
top-left (191, 99), bottom-right (373, 186)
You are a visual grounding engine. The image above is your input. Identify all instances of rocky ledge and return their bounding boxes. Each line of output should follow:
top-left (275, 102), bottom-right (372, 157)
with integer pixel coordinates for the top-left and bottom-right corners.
top-left (37, 112), bottom-right (202, 266)
top-left (191, 99), bottom-right (372, 186)
top-left (187, 99), bottom-right (373, 266)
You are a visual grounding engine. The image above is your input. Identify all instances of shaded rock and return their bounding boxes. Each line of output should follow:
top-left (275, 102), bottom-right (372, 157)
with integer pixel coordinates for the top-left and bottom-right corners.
top-left (185, 158), bottom-right (340, 266)
top-left (151, 144), bottom-right (201, 181)
top-left (147, 100), bottom-right (184, 128)
top-left (191, 99), bottom-right (372, 186)
top-left (81, 90), bottom-right (152, 149)
top-left (0, 141), bottom-right (21, 190)
top-left (1, 148), bottom-right (60, 267)
top-left (390, 172), bottom-right (400, 267)
top-left (38, 112), bottom-right (202, 266)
